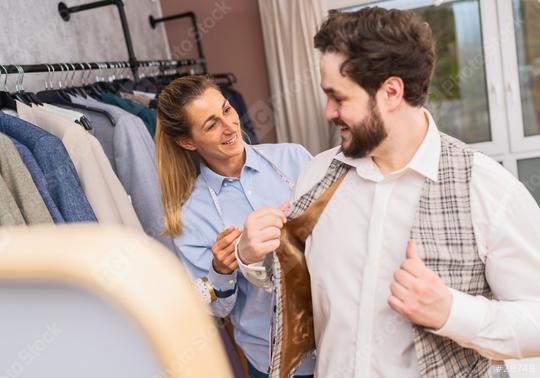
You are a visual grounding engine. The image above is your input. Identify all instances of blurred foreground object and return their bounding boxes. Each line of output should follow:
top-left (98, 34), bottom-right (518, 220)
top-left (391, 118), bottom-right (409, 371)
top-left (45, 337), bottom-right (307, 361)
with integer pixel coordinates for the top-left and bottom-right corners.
top-left (0, 224), bottom-right (233, 378)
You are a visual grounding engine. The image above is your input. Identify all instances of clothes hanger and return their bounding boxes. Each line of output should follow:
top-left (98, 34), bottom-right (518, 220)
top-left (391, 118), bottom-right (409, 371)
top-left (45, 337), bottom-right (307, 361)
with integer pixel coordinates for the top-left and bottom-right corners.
top-left (60, 63), bottom-right (80, 97)
top-left (112, 61), bottom-right (134, 91)
top-left (74, 63), bottom-right (88, 98)
top-left (133, 62), bottom-right (159, 92)
top-left (81, 62), bottom-right (101, 98)
top-left (13, 65), bottom-right (43, 106)
top-left (144, 61), bottom-right (161, 85)
top-left (93, 63), bottom-right (118, 95)
top-left (42, 63), bottom-right (115, 126)
top-left (12, 66), bottom-right (29, 106)
top-left (59, 63), bottom-right (75, 101)
top-left (107, 62), bottom-right (122, 92)
top-left (65, 63), bottom-right (82, 97)
top-left (35, 64), bottom-right (93, 131)
top-left (0, 64), bottom-right (17, 111)
top-left (37, 64), bottom-right (71, 104)
top-left (61, 64), bottom-right (93, 131)
top-left (106, 62), bottom-right (122, 94)
top-left (212, 72), bottom-right (237, 86)
top-left (86, 63), bottom-right (103, 97)
top-left (118, 61), bottom-right (135, 87)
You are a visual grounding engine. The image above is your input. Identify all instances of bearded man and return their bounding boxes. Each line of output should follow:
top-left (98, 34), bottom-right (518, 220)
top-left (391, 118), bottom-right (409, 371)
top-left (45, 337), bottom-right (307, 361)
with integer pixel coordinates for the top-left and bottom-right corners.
top-left (237, 7), bottom-right (540, 378)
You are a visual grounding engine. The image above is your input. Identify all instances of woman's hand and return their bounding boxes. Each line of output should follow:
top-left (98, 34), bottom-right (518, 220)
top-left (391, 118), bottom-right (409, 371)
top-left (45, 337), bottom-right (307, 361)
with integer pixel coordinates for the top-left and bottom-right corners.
top-left (211, 226), bottom-right (242, 275)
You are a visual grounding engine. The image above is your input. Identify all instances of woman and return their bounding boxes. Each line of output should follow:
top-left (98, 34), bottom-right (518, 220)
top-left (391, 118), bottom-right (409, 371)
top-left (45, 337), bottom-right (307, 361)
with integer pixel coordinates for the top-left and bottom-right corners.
top-left (156, 76), bottom-right (315, 378)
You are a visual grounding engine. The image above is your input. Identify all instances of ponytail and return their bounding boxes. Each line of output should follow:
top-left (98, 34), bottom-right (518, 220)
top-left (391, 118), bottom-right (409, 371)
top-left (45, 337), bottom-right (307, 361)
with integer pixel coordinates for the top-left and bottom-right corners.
top-left (156, 75), bottom-right (218, 236)
top-left (155, 120), bottom-right (196, 236)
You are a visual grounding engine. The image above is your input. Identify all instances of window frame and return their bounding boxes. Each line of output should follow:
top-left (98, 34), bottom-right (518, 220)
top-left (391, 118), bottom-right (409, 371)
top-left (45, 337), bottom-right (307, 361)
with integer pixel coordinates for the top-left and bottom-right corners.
top-left (327, 0), bottom-right (511, 157)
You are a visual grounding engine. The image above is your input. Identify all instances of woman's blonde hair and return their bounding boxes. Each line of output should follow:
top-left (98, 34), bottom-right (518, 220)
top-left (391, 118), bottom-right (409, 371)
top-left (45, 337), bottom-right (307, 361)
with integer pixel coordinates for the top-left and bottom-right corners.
top-left (156, 75), bottom-right (218, 236)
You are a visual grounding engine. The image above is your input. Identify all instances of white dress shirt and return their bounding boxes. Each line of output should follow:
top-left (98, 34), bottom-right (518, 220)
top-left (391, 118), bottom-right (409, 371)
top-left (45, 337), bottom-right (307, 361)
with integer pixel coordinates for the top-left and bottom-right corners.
top-left (240, 111), bottom-right (540, 377)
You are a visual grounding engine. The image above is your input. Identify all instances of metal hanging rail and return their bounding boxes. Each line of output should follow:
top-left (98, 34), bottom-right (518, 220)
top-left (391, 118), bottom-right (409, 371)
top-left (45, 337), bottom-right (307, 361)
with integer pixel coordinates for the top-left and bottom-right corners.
top-left (0, 59), bottom-right (205, 75)
top-left (58, 0), bottom-right (138, 78)
top-left (148, 11), bottom-right (208, 74)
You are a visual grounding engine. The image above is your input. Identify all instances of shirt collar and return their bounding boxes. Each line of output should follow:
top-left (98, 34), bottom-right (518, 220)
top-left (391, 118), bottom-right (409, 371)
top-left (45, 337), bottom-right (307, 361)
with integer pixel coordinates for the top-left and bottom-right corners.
top-left (407, 110), bottom-right (440, 182)
top-left (199, 143), bottom-right (262, 194)
top-left (244, 143), bottom-right (263, 173)
top-left (334, 109), bottom-right (440, 182)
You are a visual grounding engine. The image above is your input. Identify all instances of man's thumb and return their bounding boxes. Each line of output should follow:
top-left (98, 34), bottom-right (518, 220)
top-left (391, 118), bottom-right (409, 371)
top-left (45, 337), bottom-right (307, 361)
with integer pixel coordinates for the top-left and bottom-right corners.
top-left (406, 240), bottom-right (418, 260)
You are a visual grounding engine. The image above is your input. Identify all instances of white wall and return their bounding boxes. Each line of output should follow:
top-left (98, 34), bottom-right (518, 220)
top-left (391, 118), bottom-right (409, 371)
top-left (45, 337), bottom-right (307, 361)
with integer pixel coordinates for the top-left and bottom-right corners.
top-left (0, 0), bottom-right (170, 91)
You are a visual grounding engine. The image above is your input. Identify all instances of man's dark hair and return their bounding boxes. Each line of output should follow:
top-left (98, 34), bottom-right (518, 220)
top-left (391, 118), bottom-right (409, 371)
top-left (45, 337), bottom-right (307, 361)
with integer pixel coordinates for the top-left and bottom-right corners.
top-left (314, 7), bottom-right (436, 107)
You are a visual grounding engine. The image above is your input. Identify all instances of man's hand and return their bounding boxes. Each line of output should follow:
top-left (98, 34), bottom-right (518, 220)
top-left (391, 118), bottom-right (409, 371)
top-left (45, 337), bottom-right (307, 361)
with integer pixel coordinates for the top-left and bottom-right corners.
top-left (237, 203), bottom-right (289, 265)
top-left (388, 241), bottom-right (453, 329)
top-left (211, 227), bottom-right (242, 275)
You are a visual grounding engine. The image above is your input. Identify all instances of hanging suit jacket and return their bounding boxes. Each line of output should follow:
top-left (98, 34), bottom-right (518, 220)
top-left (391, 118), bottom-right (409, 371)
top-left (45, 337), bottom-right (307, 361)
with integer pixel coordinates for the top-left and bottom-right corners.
top-left (100, 92), bottom-right (157, 138)
top-left (16, 101), bottom-right (142, 230)
top-left (70, 95), bottom-right (176, 252)
top-left (9, 136), bottom-right (65, 223)
top-left (0, 133), bottom-right (53, 224)
top-left (0, 174), bottom-right (25, 226)
top-left (0, 112), bottom-right (96, 223)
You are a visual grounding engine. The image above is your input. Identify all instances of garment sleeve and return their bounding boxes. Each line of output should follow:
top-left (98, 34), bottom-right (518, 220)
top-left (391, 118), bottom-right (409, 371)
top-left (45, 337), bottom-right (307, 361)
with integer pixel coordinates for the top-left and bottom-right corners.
top-left (176, 222), bottom-right (238, 318)
top-left (236, 237), bottom-right (274, 293)
top-left (432, 177), bottom-right (540, 360)
top-left (236, 144), bottom-right (313, 291)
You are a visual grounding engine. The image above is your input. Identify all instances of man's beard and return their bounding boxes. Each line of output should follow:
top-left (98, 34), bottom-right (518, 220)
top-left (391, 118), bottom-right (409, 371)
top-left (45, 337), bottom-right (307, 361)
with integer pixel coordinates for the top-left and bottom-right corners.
top-left (338, 97), bottom-right (388, 159)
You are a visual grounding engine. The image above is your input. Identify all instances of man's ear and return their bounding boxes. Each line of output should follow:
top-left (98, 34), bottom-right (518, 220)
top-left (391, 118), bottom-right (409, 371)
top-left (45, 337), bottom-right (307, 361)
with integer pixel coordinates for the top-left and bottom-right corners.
top-left (381, 76), bottom-right (405, 112)
top-left (176, 137), bottom-right (197, 151)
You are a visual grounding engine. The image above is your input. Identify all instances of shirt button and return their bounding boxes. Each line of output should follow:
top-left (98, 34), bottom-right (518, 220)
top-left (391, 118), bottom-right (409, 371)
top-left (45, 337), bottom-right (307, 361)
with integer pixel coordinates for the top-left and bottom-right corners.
top-left (247, 190), bottom-right (252, 195)
top-left (228, 279), bottom-right (234, 285)
top-left (224, 183), bottom-right (228, 187)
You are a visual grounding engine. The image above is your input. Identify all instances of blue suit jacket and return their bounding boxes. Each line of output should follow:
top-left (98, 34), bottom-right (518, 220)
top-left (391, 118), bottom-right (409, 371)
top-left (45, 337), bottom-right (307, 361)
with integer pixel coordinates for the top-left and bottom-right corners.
top-left (0, 112), bottom-right (96, 222)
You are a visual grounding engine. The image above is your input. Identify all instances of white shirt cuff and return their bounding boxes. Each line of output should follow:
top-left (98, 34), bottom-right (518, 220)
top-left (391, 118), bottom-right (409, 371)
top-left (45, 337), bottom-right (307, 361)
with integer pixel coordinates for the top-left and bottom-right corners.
top-left (234, 238), bottom-right (266, 272)
top-left (430, 288), bottom-right (490, 342)
top-left (235, 237), bottom-right (268, 278)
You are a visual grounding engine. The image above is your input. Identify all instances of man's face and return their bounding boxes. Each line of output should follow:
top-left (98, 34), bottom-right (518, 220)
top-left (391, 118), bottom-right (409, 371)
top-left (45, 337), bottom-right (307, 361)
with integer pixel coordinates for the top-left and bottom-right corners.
top-left (320, 51), bottom-right (388, 158)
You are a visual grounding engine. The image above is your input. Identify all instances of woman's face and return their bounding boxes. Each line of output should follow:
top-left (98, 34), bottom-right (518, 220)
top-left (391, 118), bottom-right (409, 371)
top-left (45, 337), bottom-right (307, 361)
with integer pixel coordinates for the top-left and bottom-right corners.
top-left (179, 87), bottom-right (244, 165)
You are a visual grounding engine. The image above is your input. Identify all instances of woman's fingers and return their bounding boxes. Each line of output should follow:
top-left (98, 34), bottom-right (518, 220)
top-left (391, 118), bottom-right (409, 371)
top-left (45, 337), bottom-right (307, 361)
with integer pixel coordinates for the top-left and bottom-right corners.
top-left (217, 226), bottom-right (236, 240)
top-left (229, 260), bottom-right (239, 271)
top-left (222, 252), bottom-right (238, 267)
top-left (215, 228), bottom-right (242, 250)
top-left (218, 242), bottom-right (238, 259)
top-left (214, 236), bottom-right (241, 262)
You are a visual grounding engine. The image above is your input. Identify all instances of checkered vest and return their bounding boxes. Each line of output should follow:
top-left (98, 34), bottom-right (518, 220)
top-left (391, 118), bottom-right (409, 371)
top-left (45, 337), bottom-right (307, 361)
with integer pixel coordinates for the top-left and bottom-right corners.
top-left (270, 132), bottom-right (503, 377)
top-left (409, 132), bottom-right (494, 377)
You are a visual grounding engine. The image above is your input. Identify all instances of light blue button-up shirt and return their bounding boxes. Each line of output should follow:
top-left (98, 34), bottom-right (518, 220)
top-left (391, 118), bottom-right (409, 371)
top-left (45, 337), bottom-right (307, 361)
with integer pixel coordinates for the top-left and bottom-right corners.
top-left (175, 142), bottom-right (315, 375)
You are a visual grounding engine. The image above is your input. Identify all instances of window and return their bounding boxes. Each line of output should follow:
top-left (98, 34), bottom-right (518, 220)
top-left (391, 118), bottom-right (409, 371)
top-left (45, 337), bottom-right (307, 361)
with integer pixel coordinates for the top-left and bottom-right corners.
top-left (513, 0), bottom-right (540, 138)
top-left (328, 0), bottom-right (540, 205)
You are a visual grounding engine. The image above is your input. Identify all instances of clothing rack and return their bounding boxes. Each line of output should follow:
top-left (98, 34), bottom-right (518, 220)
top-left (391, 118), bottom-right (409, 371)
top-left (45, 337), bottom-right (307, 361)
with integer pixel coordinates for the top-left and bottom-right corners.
top-left (58, 0), bottom-right (138, 78)
top-left (146, 10), bottom-right (257, 143)
top-left (148, 11), bottom-right (208, 74)
top-left (54, 1), bottom-right (211, 79)
top-left (0, 59), bottom-right (205, 76)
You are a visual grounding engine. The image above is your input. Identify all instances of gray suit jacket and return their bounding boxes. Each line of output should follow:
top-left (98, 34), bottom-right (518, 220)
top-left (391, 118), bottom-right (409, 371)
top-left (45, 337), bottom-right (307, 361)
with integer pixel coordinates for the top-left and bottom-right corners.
top-left (0, 133), bottom-right (53, 224)
top-left (70, 95), bottom-right (175, 252)
top-left (0, 175), bottom-right (24, 226)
